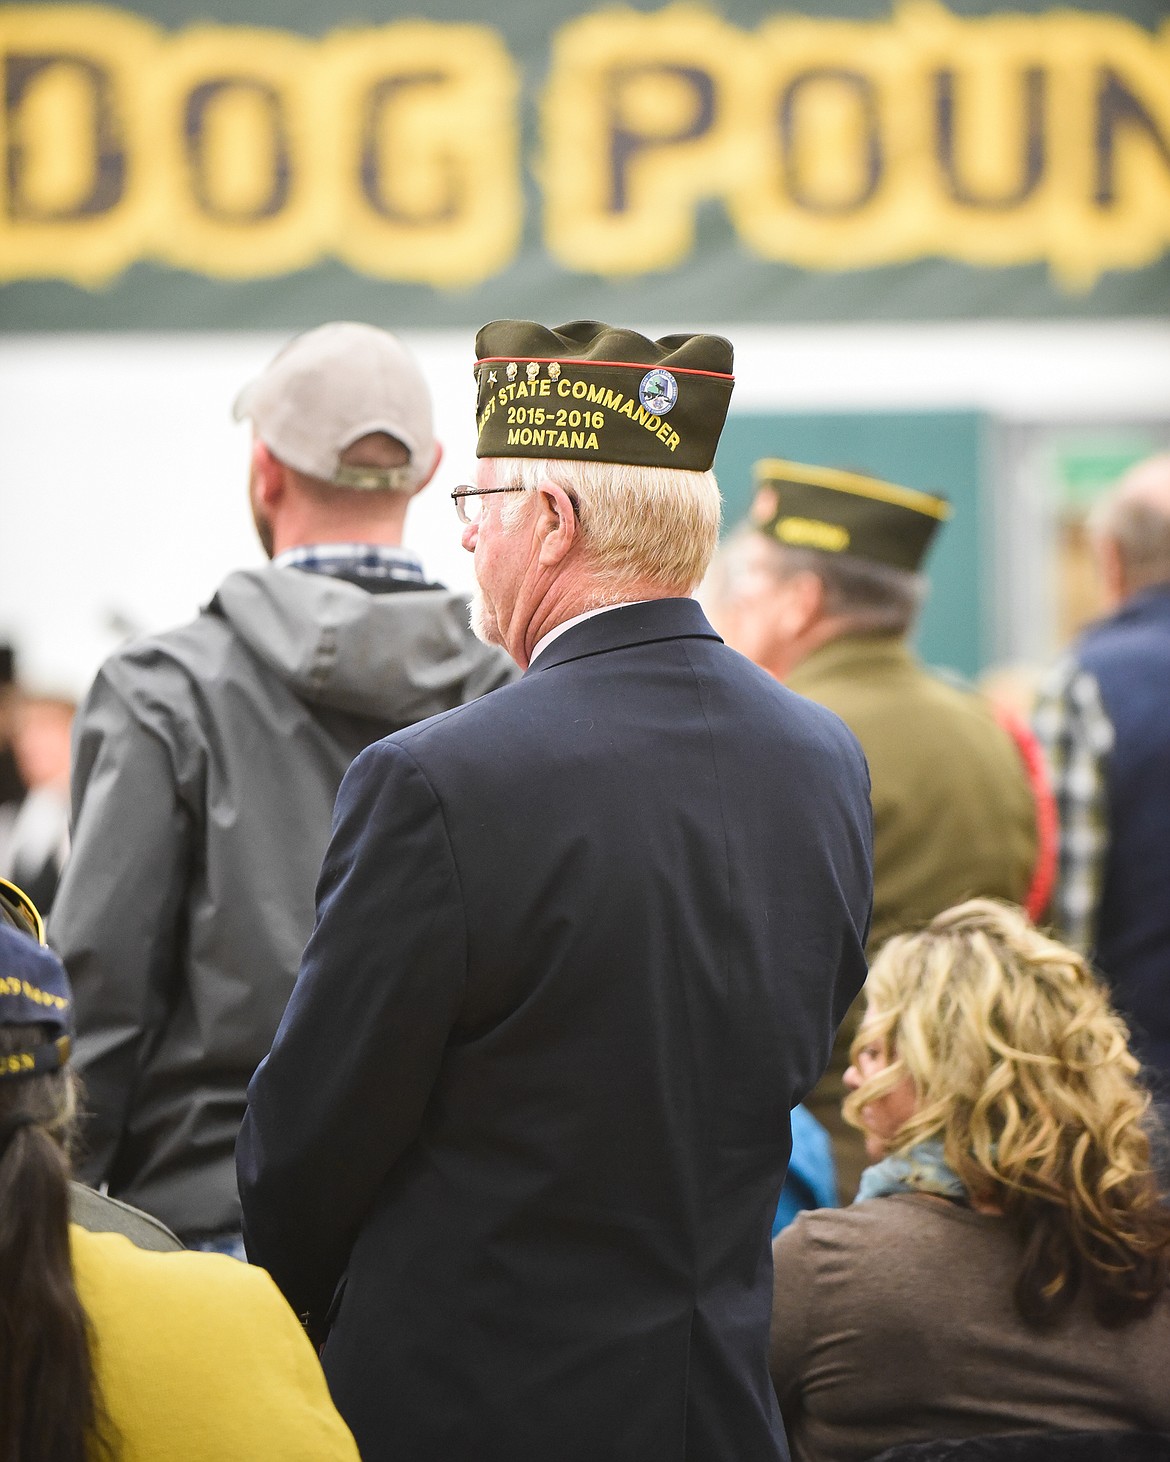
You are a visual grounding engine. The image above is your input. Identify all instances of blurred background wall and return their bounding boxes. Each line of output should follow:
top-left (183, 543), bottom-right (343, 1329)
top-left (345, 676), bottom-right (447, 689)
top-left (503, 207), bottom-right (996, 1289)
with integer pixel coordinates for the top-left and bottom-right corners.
top-left (1, 0), bottom-right (1169, 693)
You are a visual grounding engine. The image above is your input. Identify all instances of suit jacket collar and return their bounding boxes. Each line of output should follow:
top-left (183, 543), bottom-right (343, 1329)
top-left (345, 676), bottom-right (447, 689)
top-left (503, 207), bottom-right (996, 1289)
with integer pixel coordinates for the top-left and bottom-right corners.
top-left (1077, 582), bottom-right (1170, 651)
top-left (523, 597), bottom-right (722, 674)
top-left (1113, 583), bottom-right (1170, 627)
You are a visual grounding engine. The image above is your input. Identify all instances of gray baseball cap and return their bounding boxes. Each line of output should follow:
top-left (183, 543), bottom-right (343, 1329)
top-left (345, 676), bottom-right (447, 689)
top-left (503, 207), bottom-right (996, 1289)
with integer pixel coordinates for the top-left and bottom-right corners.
top-left (233, 322), bottom-right (437, 492)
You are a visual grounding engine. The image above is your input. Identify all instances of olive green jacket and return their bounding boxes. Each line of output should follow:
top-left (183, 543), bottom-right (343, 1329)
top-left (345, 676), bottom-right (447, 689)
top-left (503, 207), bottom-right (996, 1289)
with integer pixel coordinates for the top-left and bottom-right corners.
top-left (789, 634), bottom-right (1038, 1198)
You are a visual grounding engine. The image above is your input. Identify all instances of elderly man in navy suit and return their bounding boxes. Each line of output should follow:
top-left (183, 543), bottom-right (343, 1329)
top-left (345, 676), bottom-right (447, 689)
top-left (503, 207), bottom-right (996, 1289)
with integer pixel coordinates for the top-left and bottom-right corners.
top-left (238, 320), bottom-right (873, 1462)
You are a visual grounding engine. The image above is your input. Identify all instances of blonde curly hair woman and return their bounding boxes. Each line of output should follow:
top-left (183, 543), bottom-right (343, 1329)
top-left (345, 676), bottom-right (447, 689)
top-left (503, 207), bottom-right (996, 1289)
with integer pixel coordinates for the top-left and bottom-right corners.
top-left (770, 899), bottom-right (1170, 1462)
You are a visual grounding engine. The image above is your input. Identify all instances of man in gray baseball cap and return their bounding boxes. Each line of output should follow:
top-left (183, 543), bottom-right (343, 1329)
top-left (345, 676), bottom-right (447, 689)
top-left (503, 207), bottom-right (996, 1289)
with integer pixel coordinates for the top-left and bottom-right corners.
top-left (233, 320), bottom-right (438, 507)
top-left (51, 322), bottom-right (514, 1252)
top-left (233, 320), bottom-right (440, 560)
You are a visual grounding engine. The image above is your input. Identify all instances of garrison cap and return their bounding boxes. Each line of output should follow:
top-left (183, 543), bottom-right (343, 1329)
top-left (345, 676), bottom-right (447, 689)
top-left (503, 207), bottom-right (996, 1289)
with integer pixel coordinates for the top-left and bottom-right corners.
top-left (474, 320), bottom-right (734, 472)
top-left (751, 459), bottom-right (950, 572)
top-left (0, 891), bottom-right (72, 1080)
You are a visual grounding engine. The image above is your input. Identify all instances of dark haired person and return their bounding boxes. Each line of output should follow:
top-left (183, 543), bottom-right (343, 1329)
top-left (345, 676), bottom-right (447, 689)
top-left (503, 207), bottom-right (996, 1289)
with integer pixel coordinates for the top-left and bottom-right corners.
top-left (0, 899), bottom-right (359, 1462)
top-left (0, 644), bottom-right (24, 811)
top-left (770, 900), bottom-right (1170, 1461)
top-left (0, 687), bottom-right (74, 916)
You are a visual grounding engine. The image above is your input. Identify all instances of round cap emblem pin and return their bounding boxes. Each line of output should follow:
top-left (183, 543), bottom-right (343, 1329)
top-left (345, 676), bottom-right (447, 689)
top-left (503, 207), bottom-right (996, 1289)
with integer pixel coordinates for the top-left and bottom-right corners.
top-left (639, 369), bottom-right (678, 415)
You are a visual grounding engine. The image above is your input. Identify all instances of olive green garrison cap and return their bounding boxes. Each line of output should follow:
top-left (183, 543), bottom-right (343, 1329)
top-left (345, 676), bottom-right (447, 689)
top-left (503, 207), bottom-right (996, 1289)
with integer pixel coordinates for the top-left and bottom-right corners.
top-left (474, 320), bottom-right (734, 471)
top-left (751, 459), bottom-right (951, 572)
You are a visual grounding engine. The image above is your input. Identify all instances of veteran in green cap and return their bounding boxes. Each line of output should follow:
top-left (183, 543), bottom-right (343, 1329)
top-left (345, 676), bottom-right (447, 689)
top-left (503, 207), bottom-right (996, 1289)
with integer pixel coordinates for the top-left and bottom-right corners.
top-left (241, 322), bottom-right (874, 1462)
top-left (709, 459), bottom-right (1043, 1200)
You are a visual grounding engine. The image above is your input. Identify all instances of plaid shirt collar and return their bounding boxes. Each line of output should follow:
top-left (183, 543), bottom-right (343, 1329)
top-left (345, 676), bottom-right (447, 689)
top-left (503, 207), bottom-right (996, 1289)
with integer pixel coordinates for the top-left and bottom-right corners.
top-left (272, 543), bottom-right (427, 586)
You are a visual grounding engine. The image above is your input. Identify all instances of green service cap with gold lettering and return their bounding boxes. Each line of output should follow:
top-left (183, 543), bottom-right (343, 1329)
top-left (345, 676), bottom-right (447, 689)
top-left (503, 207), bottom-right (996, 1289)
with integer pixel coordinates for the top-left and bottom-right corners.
top-left (474, 320), bottom-right (734, 472)
top-left (751, 459), bottom-right (951, 572)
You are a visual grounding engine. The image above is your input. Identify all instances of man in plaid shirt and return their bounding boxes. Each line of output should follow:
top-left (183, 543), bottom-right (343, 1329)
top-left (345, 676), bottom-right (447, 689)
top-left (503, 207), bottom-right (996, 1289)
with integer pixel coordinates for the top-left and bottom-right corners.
top-left (1032, 661), bottom-right (1113, 956)
top-left (1033, 454), bottom-right (1170, 1099)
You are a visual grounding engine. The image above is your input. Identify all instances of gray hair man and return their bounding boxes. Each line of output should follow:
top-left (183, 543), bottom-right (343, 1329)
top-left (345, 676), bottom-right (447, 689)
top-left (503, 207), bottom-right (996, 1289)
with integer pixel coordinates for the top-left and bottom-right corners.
top-left (710, 460), bottom-right (1040, 1199)
top-left (51, 322), bottom-right (514, 1251)
top-left (1035, 452), bottom-right (1170, 1098)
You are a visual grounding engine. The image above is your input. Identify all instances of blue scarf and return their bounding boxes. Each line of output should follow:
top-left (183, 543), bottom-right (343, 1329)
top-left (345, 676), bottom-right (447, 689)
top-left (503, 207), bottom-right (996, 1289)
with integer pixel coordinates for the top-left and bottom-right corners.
top-left (854, 1137), bottom-right (968, 1205)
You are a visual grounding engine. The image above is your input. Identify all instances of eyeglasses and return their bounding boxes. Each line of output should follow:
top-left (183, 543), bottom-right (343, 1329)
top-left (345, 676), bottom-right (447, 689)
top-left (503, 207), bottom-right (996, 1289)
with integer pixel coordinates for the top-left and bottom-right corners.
top-left (450, 483), bottom-right (582, 526)
top-left (451, 485), bottom-right (526, 525)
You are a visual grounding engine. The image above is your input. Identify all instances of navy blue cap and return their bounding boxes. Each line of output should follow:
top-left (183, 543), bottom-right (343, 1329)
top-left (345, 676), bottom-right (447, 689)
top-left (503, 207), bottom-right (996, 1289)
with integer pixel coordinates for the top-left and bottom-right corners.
top-left (0, 923), bottom-right (73, 1079)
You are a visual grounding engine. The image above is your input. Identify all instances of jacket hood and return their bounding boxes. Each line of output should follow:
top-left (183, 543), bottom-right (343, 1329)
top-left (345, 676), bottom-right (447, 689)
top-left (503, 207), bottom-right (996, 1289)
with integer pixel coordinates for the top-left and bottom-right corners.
top-left (212, 565), bottom-right (513, 720)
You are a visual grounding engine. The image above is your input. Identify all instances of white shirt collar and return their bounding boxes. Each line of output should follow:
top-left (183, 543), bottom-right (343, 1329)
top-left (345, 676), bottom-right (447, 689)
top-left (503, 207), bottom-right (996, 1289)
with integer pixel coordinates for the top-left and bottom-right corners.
top-left (528, 601), bottom-right (649, 667)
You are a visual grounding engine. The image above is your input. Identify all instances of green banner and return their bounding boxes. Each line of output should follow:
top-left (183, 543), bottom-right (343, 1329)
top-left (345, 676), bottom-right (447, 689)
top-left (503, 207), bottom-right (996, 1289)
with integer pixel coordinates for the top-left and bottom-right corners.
top-left (2, 0), bottom-right (1169, 328)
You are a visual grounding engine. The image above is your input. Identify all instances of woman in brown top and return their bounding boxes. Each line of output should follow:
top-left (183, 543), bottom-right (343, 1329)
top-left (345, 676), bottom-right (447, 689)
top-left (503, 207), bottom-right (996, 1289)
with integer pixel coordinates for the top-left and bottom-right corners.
top-left (770, 899), bottom-right (1170, 1462)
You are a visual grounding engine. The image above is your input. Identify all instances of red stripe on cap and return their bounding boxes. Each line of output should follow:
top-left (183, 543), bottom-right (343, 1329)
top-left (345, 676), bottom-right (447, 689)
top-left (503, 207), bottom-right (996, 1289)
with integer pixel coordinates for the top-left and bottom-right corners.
top-left (476, 356), bottom-right (733, 380)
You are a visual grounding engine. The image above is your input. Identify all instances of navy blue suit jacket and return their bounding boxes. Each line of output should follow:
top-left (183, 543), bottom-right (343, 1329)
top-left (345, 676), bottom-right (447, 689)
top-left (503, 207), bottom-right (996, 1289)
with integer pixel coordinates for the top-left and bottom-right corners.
top-left (238, 598), bottom-right (872, 1462)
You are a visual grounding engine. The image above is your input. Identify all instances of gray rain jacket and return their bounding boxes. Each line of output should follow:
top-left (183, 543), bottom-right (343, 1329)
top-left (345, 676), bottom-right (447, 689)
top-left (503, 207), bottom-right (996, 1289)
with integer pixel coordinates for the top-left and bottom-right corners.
top-left (51, 566), bottom-right (514, 1239)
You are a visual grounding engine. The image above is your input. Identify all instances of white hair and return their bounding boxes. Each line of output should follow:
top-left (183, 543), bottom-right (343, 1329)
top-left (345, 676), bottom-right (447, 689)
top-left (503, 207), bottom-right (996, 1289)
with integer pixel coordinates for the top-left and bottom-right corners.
top-left (712, 523), bottom-right (927, 636)
top-left (490, 456), bottom-right (721, 601)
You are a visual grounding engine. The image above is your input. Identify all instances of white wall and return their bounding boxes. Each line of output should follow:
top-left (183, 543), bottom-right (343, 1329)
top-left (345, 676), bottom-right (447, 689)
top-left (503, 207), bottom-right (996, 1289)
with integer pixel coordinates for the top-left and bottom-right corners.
top-left (3, 320), bottom-right (1170, 696)
top-left (0, 329), bottom-right (483, 697)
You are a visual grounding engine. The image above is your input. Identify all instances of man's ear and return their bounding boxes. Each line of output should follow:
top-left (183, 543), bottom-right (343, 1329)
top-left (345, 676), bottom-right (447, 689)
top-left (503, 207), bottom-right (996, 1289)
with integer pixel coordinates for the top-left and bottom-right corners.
top-left (252, 439), bottom-right (286, 510)
top-left (535, 483), bottom-right (578, 567)
top-left (410, 441), bottom-right (443, 498)
top-left (777, 570), bottom-right (826, 639)
top-left (1095, 533), bottom-right (1127, 609)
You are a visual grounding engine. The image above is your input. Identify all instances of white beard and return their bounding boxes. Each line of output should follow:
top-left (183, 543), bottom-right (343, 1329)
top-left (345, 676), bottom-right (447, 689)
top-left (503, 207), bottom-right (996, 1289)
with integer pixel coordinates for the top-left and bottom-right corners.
top-left (469, 587), bottom-right (504, 647)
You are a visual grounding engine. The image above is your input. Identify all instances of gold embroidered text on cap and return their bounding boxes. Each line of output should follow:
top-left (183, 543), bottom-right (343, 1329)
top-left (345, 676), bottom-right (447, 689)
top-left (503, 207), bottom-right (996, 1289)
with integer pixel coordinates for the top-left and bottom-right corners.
top-left (751, 459), bottom-right (950, 572)
top-left (474, 319), bottom-right (734, 472)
